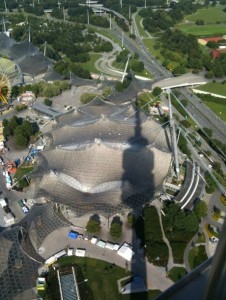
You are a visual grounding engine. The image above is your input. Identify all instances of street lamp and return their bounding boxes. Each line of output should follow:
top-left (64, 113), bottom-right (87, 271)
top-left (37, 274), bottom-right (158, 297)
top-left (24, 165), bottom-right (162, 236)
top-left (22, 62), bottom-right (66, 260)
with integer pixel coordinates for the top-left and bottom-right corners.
top-left (78, 279), bottom-right (88, 285)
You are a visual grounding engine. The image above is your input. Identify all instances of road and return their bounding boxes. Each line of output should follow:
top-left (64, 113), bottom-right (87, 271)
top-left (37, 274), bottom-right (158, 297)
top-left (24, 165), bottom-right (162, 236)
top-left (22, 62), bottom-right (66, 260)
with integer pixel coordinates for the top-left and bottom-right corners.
top-left (109, 17), bottom-right (226, 142)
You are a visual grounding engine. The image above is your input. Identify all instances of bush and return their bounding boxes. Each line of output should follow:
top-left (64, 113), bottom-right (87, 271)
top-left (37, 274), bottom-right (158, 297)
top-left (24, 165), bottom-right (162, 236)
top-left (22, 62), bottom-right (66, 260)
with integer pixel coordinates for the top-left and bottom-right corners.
top-left (102, 87), bottom-right (112, 98)
top-left (80, 93), bottom-right (97, 104)
top-left (43, 98), bottom-right (52, 106)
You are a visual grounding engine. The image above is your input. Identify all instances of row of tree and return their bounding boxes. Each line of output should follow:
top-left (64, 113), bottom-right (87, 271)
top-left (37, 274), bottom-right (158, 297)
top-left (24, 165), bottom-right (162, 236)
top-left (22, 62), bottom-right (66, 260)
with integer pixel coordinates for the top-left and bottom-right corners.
top-left (12, 81), bottom-right (71, 98)
top-left (3, 116), bottom-right (39, 147)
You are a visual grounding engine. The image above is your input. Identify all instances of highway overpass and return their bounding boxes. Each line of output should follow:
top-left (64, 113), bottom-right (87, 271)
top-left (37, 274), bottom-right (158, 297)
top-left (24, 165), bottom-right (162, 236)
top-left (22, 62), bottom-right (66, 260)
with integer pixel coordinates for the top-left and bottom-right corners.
top-left (152, 73), bottom-right (208, 90)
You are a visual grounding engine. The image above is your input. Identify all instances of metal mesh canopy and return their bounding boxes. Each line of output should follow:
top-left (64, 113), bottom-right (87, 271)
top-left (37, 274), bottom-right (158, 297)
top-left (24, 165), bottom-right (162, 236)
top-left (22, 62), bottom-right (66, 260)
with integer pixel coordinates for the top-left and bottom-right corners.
top-left (70, 72), bottom-right (97, 87)
top-left (20, 203), bottom-right (69, 248)
top-left (0, 203), bottom-right (69, 300)
top-left (79, 97), bottom-right (129, 117)
top-left (42, 67), bottom-right (64, 82)
top-left (50, 118), bottom-right (170, 151)
top-left (0, 33), bottom-right (52, 77)
top-left (33, 101), bottom-right (172, 216)
top-left (17, 52), bottom-right (51, 76)
top-left (0, 226), bottom-right (42, 300)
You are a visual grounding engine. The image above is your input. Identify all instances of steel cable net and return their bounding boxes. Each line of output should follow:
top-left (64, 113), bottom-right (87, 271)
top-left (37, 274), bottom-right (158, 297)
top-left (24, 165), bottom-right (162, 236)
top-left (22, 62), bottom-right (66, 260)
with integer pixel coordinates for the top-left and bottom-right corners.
top-left (33, 101), bottom-right (172, 216)
top-left (0, 226), bottom-right (41, 300)
top-left (70, 72), bottom-right (97, 87)
top-left (20, 203), bottom-right (69, 249)
top-left (0, 33), bottom-right (52, 77)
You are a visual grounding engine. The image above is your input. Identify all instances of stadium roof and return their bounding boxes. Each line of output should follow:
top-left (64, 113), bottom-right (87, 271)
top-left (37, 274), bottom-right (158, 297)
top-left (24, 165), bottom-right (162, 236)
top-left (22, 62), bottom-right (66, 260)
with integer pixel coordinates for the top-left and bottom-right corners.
top-left (33, 101), bottom-right (172, 216)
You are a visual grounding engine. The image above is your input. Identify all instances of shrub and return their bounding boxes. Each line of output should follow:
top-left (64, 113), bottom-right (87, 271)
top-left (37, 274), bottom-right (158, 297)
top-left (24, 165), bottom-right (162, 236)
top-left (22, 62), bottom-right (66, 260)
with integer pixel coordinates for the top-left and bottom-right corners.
top-left (15, 104), bottom-right (27, 112)
top-left (80, 93), bottom-right (97, 104)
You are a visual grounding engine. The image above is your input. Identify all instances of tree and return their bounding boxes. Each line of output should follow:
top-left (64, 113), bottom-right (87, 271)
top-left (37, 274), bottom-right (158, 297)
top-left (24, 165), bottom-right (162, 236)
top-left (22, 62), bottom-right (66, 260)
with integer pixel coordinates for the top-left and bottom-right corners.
top-left (9, 116), bottom-right (20, 135)
top-left (127, 213), bottom-right (135, 226)
top-left (194, 200), bottom-right (208, 219)
top-left (152, 87), bottom-right (162, 97)
top-left (14, 133), bottom-right (28, 147)
top-left (43, 98), bottom-right (52, 106)
top-left (86, 220), bottom-right (101, 233)
top-left (185, 214), bottom-right (199, 233)
top-left (110, 223), bottom-right (122, 238)
top-left (203, 128), bottom-right (213, 138)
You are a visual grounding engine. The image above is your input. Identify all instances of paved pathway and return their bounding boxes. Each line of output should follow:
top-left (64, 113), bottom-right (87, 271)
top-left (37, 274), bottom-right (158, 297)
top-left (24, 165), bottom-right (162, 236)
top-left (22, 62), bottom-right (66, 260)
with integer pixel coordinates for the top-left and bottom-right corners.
top-left (39, 226), bottom-right (173, 291)
top-left (152, 200), bottom-right (174, 270)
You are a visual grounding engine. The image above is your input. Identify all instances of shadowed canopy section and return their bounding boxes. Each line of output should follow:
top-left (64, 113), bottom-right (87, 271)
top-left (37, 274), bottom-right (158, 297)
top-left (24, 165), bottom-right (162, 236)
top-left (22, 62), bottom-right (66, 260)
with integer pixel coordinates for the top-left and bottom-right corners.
top-left (0, 227), bottom-right (42, 300)
top-left (0, 33), bottom-right (52, 77)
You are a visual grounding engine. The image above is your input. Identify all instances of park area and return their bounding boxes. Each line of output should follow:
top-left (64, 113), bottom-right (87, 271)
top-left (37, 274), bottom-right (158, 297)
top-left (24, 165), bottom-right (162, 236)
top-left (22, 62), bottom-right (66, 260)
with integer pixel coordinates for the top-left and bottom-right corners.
top-left (185, 5), bottom-right (226, 24)
top-left (176, 5), bottom-right (226, 36)
top-left (50, 257), bottom-right (161, 300)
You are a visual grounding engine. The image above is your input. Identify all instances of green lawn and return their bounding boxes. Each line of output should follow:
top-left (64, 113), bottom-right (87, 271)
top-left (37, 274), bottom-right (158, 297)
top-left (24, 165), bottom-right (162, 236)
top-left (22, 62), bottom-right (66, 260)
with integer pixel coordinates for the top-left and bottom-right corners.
top-left (185, 6), bottom-right (226, 23)
top-left (142, 39), bottom-right (164, 62)
top-left (79, 53), bottom-right (102, 74)
top-left (195, 84), bottom-right (226, 122)
top-left (94, 27), bottom-right (122, 48)
top-left (14, 164), bottom-right (34, 181)
top-left (195, 82), bottom-right (226, 96)
top-left (167, 267), bottom-right (187, 282)
top-left (57, 257), bottom-right (160, 300)
top-left (135, 13), bottom-right (149, 38)
top-left (176, 23), bottom-right (226, 36)
top-left (111, 59), bottom-right (153, 79)
top-left (196, 233), bottom-right (205, 244)
top-left (142, 39), bottom-right (178, 69)
top-left (188, 245), bottom-right (208, 270)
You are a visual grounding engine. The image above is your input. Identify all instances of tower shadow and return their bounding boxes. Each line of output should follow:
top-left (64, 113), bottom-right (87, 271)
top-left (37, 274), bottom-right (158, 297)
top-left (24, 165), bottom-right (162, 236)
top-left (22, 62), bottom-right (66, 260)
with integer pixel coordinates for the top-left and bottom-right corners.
top-left (121, 99), bottom-right (155, 299)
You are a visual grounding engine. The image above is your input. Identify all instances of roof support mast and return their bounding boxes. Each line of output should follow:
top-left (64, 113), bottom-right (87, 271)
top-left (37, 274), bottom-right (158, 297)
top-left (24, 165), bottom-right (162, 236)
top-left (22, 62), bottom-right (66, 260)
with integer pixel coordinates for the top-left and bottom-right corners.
top-left (167, 89), bottom-right (180, 178)
top-left (121, 54), bottom-right (131, 83)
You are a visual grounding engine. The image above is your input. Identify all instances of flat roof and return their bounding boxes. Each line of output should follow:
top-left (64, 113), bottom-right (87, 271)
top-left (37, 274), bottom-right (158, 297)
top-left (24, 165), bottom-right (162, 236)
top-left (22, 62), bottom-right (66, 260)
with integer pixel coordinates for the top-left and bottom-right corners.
top-left (32, 102), bottom-right (61, 118)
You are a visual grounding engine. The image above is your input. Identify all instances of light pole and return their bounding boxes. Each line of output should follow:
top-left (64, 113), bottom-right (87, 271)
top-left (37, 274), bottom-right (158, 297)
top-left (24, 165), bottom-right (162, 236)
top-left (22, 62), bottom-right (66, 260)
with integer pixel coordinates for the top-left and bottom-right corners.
top-left (78, 279), bottom-right (88, 285)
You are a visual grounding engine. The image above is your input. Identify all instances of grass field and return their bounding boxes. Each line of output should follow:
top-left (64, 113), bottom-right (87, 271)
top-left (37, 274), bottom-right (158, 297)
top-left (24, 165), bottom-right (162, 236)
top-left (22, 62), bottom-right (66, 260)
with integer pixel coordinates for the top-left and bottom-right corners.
top-left (111, 59), bottom-right (153, 79)
top-left (94, 27), bottom-right (122, 48)
top-left (185, 5), bottom-right (226, 23)
top-left (142, 39), bottom-right (179, 69)
top-left (57, 256), bottom-right (161, 300)
top-left (142, 39), bottom-right (164, 62)
top-left (202, 100), bottom-right (226, 121)
top-left (167, 267), bottom-right (187, 282)
top-left (176, 23), bottom-right (226, 36)
top-left (135, 13), bottom-right (149, 38)
top-left (195, 82), bottom-right (226, 96)
top-left (195, 83), bottom-right (226, 121)
top-left (79, 53), bottom-right (102, 74)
